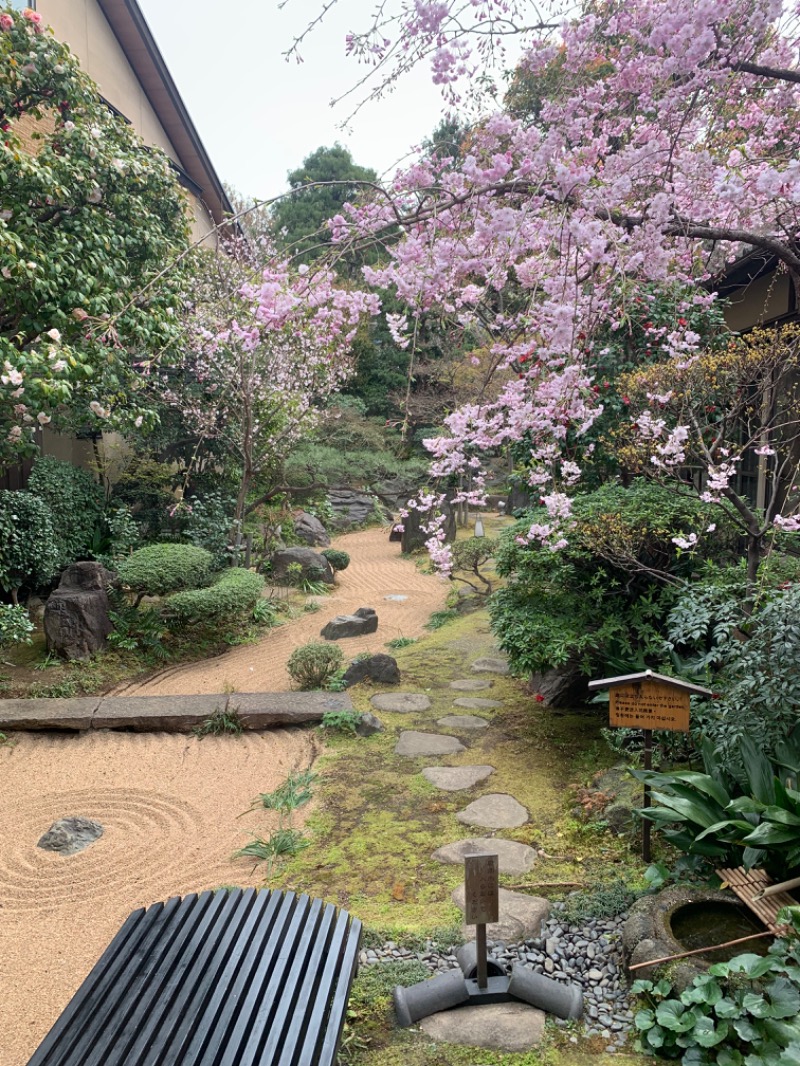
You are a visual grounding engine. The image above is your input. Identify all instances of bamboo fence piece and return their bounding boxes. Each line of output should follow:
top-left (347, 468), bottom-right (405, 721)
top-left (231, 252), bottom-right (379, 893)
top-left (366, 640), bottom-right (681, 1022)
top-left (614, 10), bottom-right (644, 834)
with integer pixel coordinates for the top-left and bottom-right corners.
top-left (716, 866), bottom-right (796, 934)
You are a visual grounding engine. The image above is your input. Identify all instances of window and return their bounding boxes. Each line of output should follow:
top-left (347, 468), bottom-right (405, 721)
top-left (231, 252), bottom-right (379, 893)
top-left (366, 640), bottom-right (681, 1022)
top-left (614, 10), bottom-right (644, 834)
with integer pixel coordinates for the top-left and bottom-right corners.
top-left (9, 2), bottom-right (35, 10)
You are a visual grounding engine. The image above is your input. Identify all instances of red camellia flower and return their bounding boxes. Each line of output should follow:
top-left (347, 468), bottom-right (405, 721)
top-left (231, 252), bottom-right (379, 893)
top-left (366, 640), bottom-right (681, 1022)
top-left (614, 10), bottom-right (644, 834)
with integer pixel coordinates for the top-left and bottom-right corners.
top-left (678, 317), bottom-right (688, 326)
top-left (534, 693), bottom-right (545, 703)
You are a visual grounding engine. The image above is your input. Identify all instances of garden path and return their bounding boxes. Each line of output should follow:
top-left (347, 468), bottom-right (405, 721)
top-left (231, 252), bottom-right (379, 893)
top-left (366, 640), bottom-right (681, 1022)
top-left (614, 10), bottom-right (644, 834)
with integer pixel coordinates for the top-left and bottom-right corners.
top-left (114, 526), bottom-right (448, 696)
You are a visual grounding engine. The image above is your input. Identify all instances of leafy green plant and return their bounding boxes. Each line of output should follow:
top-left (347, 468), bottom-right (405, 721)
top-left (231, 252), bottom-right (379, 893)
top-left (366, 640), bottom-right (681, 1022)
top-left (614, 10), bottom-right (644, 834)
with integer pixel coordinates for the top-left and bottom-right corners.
top-left (118, 544), bottom-right (213, 605)
top-left (236, 770), bottom-right (316, 876)
top-left (193, 706), bottom-right (244, 738)
top-left (321, 548), bottom-right (350, 572)
top-left (560, 878), bottom-right (642, 925)
top-left (0, 491), bottom-right (60, 600)
top-left (165, 569), bottom-right (264, 628)
top-left (320, 709), bottom-right (362, 734)
top-left (632, 942), bottom-right (800, 1064)
top-left (91, 505), bottom-right (140, 568)
top-left (424, 608), bottom-right (459, 630)
top-left (0, 604), bottom-right (34, 653)
top-left (303, 601), bottom-right (322, 613)
top-left (252, 597), bottom-right (280, 625)
top-left (181, 491), bottom-right (237, 568)
top-left (287, 642), bottom-right (344, 690)
top-left (108, 601), bottom-right (170, 661)
top-left (633, 727), bottom-right (800, 876)
top-left (27, 457), bottom-right (105, 570)
top-left (385, 636), bottom-right (417, 649)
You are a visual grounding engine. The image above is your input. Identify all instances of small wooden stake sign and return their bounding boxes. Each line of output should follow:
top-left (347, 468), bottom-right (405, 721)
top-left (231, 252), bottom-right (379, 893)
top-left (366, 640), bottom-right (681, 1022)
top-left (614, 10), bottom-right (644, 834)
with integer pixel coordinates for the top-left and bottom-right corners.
top-left (588, 670), bottom-right (711, 863)
top-left (464, 853), bottom-right (499, 989)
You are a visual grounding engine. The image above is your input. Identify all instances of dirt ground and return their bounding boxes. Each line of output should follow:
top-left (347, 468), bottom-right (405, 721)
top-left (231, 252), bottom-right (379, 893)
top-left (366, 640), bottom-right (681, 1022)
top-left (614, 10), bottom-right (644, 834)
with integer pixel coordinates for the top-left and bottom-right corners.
top-left (116, 526), bottom-right (449, 696)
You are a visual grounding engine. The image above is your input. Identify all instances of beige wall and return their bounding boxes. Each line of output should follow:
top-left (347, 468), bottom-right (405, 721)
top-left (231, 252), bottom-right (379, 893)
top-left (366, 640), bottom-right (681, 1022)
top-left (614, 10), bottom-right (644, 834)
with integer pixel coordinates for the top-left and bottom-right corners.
top-left (724, 272), bottom-right (793, 332)
top-left (36, 0), bottom-right (217, 245)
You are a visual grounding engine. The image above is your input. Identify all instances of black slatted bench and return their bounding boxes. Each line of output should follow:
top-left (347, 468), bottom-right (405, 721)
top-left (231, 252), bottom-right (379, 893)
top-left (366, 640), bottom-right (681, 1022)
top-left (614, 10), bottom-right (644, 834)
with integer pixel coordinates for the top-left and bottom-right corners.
top-left (28, 888), bottom-right (362, 1066)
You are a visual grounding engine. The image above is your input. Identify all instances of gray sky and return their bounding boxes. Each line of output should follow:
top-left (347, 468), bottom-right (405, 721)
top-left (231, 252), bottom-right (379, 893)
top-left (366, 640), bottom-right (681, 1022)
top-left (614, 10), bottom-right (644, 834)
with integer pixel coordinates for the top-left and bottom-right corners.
top-left (137, 0), bottom-right (447, 198)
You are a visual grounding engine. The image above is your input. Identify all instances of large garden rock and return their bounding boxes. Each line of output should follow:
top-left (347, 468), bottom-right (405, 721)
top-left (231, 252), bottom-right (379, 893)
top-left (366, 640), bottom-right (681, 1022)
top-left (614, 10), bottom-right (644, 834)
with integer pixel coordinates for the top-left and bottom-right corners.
top-left (38, 816), bottom-right (104, 856)
top-left (327, 489), bottom-right (391, 529)
top-left (528, 656), bottom-right (588, 707)
top-left (321, 607), bottom-right (378, 640)
top-left (293, 511), bottom-right (331, 547)
top-left (420, 1003), bottom-right (545, 1052)
top-left (507, 485), bottom-right (534, 514)
top-left (270, 547), bottom-right (334, 586)
top-left (342, 653), bottom-right (400, 686)
top-left (44, 562), bottom-right (113, 661)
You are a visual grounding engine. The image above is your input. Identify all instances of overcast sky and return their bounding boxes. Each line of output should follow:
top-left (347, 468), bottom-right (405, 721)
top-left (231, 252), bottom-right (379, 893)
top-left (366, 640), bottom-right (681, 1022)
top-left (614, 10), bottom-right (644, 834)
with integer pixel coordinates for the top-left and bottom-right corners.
top-left (137, 0), bottom-right (448, 199)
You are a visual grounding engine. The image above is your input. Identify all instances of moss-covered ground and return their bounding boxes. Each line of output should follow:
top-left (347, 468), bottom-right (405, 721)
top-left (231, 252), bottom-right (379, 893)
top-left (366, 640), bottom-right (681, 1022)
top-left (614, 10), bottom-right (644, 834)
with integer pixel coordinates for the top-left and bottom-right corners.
top-left (267, 604), bottom-right (655, 1064)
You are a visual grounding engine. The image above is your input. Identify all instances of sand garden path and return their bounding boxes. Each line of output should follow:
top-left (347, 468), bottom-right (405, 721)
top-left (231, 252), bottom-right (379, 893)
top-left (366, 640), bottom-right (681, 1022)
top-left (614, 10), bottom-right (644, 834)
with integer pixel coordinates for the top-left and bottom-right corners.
top-left (116, 526), bottom-right (449, 696)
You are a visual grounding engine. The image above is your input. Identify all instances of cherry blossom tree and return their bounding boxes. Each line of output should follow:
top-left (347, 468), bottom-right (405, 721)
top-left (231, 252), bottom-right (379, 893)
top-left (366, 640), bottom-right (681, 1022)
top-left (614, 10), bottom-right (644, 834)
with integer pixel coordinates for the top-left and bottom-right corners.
top-left (297, 0), bottom-right (800, 570)
top-left (155, 239), bottom-right (378, 525)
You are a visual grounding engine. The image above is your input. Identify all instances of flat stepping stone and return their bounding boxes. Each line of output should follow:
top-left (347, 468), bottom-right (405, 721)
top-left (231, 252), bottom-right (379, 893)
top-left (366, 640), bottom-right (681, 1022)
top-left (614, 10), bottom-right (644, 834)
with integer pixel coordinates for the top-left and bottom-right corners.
top-left (457, 793), bottom-right (528, 828)
top-left (432, 837), bottom-right (537, 875)
top-left (449, 679), bottom-right (493, 691)
top-left (453, 697), bottom-right (502, 710)
top-left (395, 731), bottom-right (465, 756)
top-left (422, 765), bottom-right (494, 791)
top-left (420, 1002), bottom-right (545, 1052)
top-left (371, 693), bottom-right (431, 713)
top-left (471, 657), bottom-right (510, 675)
top-left (436, 714), bottom-right (489, 730)
top-left (452, 884), bottom-right (550, 942)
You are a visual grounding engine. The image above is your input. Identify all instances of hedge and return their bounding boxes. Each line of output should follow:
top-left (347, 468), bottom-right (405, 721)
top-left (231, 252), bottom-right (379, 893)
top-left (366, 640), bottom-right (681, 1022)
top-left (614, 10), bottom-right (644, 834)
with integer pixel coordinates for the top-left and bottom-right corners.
top-left (165, 568), bottom-right (265, 628)
top-left (117, 544), bottom-right (213, 600)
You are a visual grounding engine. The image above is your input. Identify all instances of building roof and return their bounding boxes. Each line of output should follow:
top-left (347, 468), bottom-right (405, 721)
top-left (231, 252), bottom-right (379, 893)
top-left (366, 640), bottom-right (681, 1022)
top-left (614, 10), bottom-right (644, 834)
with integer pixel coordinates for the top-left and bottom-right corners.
top-left (96, 0), bottom-right (233, 231)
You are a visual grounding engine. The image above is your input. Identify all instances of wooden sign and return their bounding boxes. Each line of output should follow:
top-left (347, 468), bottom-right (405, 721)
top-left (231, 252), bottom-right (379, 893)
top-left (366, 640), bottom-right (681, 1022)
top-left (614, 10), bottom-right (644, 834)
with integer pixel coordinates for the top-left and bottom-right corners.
top-left (464, 853), bottom-right (499, 925)
top-left (609, 680), bottom-right (690, 733)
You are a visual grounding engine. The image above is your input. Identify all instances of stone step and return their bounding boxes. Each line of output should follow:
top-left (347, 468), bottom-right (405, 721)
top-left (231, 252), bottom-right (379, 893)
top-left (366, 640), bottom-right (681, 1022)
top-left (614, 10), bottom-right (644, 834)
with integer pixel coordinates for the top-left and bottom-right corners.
top-left (394, 731), bottom-right (466, 756)
top-left (436, 714), bottom-right (489, 730)
top-left (420, 1003), bottom-right (545, 1053)
top-left (0, 692), bottom-right (354, 733)
top-left (449, 679), bottom-right (493, 691)
top-left (471, 657), bottom-right (510, 676)
top-left (422, 765), bottom-right (495, 791)
top-left (453, 697), bottom-right (503, 710)
top-left (432, 837), bottom-right (537, 875)
top-left (456, 793), bottom-right (529, 829)
top-left (452, 884), bottom-right (550, 942)
top-left (370, 693), bottom-right (431, 713)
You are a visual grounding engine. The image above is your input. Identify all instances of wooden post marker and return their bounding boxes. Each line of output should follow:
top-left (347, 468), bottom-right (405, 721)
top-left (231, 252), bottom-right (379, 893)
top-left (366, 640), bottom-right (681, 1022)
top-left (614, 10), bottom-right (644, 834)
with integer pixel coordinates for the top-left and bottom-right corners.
top-left (588, 671), bottom-right (711, 864)
top-left (464, 853), bottom-right (499, 990)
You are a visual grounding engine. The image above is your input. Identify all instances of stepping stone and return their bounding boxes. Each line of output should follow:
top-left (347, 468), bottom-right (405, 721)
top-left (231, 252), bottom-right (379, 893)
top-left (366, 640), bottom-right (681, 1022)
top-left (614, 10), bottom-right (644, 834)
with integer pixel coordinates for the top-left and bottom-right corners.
top-left (449, 679), bottom-right (493, 691)
top-left (420, 1002), bottom-right (545, 1052)
top-left (371, 693), bottom-right (431, 713)
top-left (395, 731), bottom-right (465, 756)
top-left (422, 765), bottom-right (494, 791)
top-left (457, 793), bottom-right (528, 829)
top-left (452, 884), bottom-right (550, 942)
top-left (432, 837), bottom-right (537, 875)
top-left (436, 714), bottom-right (489, 730)
top-left (453, 697), bottom-right (502, 710)
top-left (471, 657), bottom-right (510, 675)
top-left (384, 594), bottom-right (408, 602)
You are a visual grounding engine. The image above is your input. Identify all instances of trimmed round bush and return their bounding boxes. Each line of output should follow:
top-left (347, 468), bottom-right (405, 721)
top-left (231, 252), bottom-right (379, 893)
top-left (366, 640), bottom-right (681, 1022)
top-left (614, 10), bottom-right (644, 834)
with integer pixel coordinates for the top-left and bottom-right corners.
top-left (321, 549), bottom-right (350, 572)
top-left (117, 543), bottom-right (213, 600)
top-left (165, 568), bottom-right (264, 628)
top-left (287, 641), bottom-right (344, 690)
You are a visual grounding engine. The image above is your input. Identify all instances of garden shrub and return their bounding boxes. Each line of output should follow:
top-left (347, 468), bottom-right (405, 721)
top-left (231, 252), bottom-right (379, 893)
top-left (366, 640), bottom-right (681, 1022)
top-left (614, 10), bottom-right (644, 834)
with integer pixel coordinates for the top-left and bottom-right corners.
top-left (490, 479), bottom-right (738, 678)
top-left (0, 491), bottom-right (60, 598)
top-left (181, 491), bottom-right (236, 568)
top-left (0, 604), bottom-right (34, 649)
top-left (117, 544), bottom-right (213, 602)
top-left (27, 457), bottom-right (104, 569)
top-left (287, 641), bottom-right (344, 690)
top-left (165, 568), bottom-right (264, 628)
top-left (321, 548), bottom-right (350, 572)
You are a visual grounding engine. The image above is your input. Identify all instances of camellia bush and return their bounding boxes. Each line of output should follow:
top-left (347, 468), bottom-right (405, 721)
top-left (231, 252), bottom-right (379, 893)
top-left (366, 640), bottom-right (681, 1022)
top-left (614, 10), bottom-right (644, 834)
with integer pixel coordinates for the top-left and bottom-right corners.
top-left (0, 6), bottom-right (189, 456)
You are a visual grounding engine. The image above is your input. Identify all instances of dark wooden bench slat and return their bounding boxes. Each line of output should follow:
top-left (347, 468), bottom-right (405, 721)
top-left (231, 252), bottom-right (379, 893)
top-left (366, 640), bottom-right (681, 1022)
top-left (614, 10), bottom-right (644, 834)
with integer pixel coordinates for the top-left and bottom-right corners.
top-left (288, 910), bottom-right (356, 1066)
top-left (89, 890), bottom-right (223, 1065)
top-left (29, 898), bottom-right (181, 1066)
top-left (81, 893), bottom-right (210, 1066)
top-left (121, 888), bottom-right (251, 1064)
top-left (317, 916), bottom-right (362, 1066)
top-left (27, 889), bottom-right (360, 1066)
top-left (184, 890), bottom-right (300, 1065)
top-left (254, 900), bottom-right (338, 1065)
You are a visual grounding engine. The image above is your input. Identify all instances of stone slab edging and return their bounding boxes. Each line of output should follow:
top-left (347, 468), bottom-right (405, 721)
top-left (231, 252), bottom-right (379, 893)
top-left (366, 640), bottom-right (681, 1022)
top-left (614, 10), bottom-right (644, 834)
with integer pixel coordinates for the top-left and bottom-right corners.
top-left (0, 692), bottom-right (354, 733)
